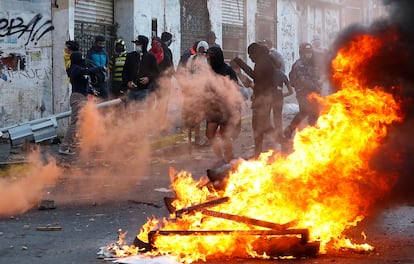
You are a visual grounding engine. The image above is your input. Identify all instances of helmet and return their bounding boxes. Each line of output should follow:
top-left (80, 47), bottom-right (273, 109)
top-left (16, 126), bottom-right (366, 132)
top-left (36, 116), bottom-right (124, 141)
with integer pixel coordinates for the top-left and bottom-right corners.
top-left (299, 42), bottom-right (313, 57)
top-left (114, 38), bottom-right (126, 52)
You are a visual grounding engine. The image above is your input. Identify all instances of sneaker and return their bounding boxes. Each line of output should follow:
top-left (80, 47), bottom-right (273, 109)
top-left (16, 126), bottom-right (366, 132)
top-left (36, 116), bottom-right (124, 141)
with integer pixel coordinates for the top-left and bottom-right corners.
top-left (58, 147), bottom-right (76, 155)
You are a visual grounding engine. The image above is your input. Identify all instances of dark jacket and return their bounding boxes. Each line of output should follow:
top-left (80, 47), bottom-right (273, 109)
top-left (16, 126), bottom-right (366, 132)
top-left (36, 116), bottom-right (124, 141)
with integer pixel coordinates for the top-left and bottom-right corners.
top-left (67, 63), bottom-right (105, 96)
top-left (86, 45), bottom-right (109, 68)
top-left (209, 46), bottom-right (238, 82)
top-left (289, 58), bottom-right (320, 97)
top-left (206, 46), bottom-right (241, 127)
top-left (122, 51), bottom-right (160, 90)
top-left (159, 42), bottom-right (174, 74)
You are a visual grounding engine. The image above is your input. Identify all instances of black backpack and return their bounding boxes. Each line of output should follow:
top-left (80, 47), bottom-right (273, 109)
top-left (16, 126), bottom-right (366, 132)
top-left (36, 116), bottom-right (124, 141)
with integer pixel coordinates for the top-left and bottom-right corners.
top-left (84, 58), bottom-right (105, 87)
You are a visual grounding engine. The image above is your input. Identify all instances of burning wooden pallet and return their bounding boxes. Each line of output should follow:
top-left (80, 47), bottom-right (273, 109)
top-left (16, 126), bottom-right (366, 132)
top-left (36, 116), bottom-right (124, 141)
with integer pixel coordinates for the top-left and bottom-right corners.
top-left (135, 197), bottom-right (320, 259)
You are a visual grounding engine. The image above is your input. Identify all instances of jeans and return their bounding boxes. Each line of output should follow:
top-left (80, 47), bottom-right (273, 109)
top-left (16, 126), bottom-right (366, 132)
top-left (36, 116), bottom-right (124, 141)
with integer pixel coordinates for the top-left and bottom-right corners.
top-left (60, 92), bottom-right (87, 148)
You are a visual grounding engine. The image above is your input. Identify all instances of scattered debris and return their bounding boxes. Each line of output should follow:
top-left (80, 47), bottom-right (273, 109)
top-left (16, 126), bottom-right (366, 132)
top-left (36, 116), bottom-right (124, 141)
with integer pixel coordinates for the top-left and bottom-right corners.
top-left (127, 200), bottom-right (161, 208)
top-left (38, 199), bottom-right (56, 210)
top-left (36, 225), bottom-right (62, 231)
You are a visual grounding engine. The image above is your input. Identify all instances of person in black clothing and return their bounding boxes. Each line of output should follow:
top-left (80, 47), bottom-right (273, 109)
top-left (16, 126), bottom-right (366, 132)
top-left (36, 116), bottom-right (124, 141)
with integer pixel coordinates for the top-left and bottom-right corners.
top-left (59, 51), bottom-right (106, 155)
top-left (233, 43), bottom-right (277, 158)
top-left (160, 32), bottom-right (174, 75)
top-left (122, 35), bottom-right (160, 102)
top-left (205, 46), bottom-right (243, 164)
top-left (178, 40), bottom-right (199, 70)
top-left (109, 38), bottom-right (128, 98)
top-left (284, 42), bottom-right (321, 139)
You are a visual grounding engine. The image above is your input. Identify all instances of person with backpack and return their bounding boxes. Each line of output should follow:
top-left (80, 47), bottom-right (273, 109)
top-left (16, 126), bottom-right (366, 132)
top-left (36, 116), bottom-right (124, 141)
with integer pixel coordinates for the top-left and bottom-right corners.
top-left (86, 35), bottom-right (110, 99)
top-left (205, 46), bottom-right (243, 164)
top-left (59, 51), bottom-right (107, 155)
top-left (284, 42), bottom-right (322, 139)
top-left (232, 43), bottom-right (277, 158)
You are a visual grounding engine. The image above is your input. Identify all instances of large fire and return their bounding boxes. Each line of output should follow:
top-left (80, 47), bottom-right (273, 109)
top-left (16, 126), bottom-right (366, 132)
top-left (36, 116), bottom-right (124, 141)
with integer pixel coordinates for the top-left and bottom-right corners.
top-left (110, 34), bottom-right (403, 262)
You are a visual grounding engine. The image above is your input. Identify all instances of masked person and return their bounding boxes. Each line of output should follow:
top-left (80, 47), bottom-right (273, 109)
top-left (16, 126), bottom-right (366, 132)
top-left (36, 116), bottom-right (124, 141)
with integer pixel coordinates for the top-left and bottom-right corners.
top-left (233, 43), bottom-right (276, 158)
top-left (122, 35), bottom-right (160, 103)
top-left (86, 35), bottom-right (110, 99)
top-left (284, 42), bottom-right (321, 139)
top-left (59, 51), bottom-right (107, 155)
top-left (109, 38), bottom-right (127, 98)
top-left (182, 40), bottom-right (210, 146)
top-left (205, 46), bottom-right (243, 164)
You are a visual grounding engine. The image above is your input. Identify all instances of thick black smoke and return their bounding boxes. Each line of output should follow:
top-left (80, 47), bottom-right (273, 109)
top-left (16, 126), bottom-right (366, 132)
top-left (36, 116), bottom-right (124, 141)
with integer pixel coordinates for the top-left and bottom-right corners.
top-left (329, 0), bottom-right (414, 203)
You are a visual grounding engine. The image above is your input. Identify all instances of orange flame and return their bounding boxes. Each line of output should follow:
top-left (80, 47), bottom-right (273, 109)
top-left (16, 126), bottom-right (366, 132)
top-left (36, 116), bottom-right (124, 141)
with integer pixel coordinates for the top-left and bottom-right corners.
top-left (111, 34), bottom-right (402, 262)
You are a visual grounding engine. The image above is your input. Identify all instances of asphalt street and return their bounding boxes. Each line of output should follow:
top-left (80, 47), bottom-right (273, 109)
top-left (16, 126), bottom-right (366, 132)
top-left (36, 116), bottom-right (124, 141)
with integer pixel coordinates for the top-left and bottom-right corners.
top-left (0, 100), bottom-right (413, 264)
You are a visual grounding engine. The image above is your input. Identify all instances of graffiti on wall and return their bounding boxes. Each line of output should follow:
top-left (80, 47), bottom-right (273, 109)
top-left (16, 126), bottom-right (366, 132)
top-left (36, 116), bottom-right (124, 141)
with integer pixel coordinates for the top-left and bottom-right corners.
top-left (280, 0), bottom-right (298, 72)
top-left (0, 11), bottom-right (53, 76)
top-left (325, 9), bottom-right (339, 46)
top-left (0, 12), bottom-right (54, 46)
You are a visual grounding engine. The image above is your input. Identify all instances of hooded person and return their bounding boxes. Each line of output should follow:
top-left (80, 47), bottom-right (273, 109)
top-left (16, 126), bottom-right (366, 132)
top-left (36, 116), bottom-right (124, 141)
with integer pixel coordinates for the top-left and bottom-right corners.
top-left (86, 35), bottom-right (110, 99)
top-left (149, 36), bottom-right (164, 64)
top-left (188, 40), bottom-right (209, 73)
top-left (181, 40), bottom-right (211, 146)
top-left (284, 42), bottom-right (321, 139)
top-left (204, 46), bottom-right (243, 164)
top-left (232, 42), bottom-right (277, 158)
top-left (59, 51), bottom-right (107, 155)
top-left (158, 33), bottom-right (175, 75)
top-left (122, 35), bottom-right (160, 102)
top-left (64, 40), bottom-right (80, 70)
top-left (109, 38), bottom-right (128, 98)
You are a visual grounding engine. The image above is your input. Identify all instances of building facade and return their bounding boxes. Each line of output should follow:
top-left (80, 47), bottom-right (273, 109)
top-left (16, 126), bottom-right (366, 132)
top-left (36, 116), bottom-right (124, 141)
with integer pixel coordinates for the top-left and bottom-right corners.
top-left (0, 0), bottom-right (387, 131)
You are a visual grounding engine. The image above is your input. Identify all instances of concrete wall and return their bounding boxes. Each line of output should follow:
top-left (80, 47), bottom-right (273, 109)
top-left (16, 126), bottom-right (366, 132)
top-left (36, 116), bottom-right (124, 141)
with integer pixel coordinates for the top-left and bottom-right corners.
top-left (278, 0), bottom-right (300, 73)
top-left (0, 0), bottom-right (388, 129)
top-left (116, 0), bottom-right (180, 66)
top-left (51, 0), bottom-right (74, 134)
top-left (0, 0), bottom-right (55, 127)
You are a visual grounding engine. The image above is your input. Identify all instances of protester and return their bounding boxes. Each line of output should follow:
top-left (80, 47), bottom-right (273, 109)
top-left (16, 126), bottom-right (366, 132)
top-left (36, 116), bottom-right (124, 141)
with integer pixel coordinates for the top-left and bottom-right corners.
top-left (109, 38), bottom-right (127, 98)
top-left (232, 43), bottom-right (276, 158)
top-left (153, 33), bottom-right (175, 133)
top-left (59, 51), bottom-right (106, 155)
top-left (86, 35), bottom-right (110, 99)
top-left (284, 42), bottom-right (321, 139)
top-left (63, 40), bottom-right (80, 70)
top-left (182, 40), bottom-right (210, 146)
top-left (205, 46), bottom-right (243, 164)
top-left (149, 37), bottom-right (164, 65)
top-left (178, 40), bottom-right (199, 70)
top-left (160, 32), bottom-right (174, 75)
top-left (122, 35), bottom-right (160, 103)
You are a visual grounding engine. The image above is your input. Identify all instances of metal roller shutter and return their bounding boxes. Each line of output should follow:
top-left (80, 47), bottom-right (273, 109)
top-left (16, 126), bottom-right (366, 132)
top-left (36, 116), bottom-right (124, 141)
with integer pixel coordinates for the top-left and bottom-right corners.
top-left (222, 0), bottom-right (244, 26)
top-left (256, 0), bottom-right (277, 44)
top-left (75, 0), bottom-right (114, 24)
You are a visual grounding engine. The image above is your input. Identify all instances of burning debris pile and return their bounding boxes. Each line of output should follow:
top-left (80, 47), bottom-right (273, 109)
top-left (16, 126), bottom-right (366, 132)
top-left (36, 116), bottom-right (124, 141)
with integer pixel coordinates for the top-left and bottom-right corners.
top-left (105, 1), bottom-right (414, 262)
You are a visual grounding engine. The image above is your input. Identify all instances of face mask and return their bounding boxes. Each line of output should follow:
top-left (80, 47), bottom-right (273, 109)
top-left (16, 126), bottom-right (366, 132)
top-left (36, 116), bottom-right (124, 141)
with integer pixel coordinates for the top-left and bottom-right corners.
top-left (165, 39), bottom-right (172, 47)
top-left (136, 45), bottom-right (142, 53)
top-left (304, 53), bottom-right (312, 60)
top-left (115, 46), bottom-right (124, 53)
